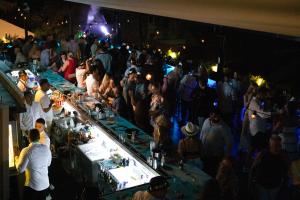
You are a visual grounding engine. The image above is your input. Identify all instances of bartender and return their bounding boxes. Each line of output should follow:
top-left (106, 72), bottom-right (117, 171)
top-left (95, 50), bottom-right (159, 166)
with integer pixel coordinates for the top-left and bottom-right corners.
top-left (35, 79), bottom-right (54, 132)
top-left (17, 70), bottom-right (29, 92)
top-left (20, 91), bottom-right (43, 147)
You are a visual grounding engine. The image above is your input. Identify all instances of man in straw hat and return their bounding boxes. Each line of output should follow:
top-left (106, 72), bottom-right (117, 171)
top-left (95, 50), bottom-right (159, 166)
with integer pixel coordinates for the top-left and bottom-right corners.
top-left (178, 122), bottom-right (203, 161)
top-left (132, 176), bottom-right (169, 200)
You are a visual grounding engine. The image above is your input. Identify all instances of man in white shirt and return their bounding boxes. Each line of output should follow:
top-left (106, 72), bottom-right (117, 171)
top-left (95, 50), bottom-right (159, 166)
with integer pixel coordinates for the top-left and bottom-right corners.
top-left (15, 129), bottom-right (52, 200)
top-left (35, 118), bottom-right (50, 148)
top-left (90, 38), bottom-right (98, 57)
top-left (17, 70), bottom-right (29, 92)
top-left (178, 73), bottom-right (198, 123)
top-left (35, 79), bottom-right (54, 132)
top-left (200, 110), bottom-right (233, 158)
top-left (200, 109), bottom-right (233, 175)
top-left (20, 91), bottom-right (43, 146)
top-left (14, 47), bottom-right (27, 65)
top-left (40, 47), bottom-right (51, 68)
top-left (95, 45), bottom-right (112, 75)
top-left (248, 90), bottom-right (271, 151)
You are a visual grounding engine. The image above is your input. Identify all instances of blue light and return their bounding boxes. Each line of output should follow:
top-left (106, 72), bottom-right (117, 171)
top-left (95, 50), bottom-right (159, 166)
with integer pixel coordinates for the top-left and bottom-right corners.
top-left (297, 109), bottom-right (300, 118)
top-left (213, 101), bottom-right (218, 107)
top-left (163, 64), bottom-right (175, 76)
top-left (240, 107), bottom-right (246, 121)
top-left (207, 78), bottom-right (216, 89)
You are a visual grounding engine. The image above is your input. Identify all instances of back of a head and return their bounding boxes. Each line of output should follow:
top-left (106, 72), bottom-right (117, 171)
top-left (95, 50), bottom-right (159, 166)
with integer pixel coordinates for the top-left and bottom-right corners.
top-left (36, 118), bottom-right (46, 125)
top-left (29, 129), bottom-right (40, 142)
top-left (39, 79), bottom-right (49, 86)
top-left (67, 52), bottom-right (74, 58)
top-left (23, 91), bottom-right (32, 98)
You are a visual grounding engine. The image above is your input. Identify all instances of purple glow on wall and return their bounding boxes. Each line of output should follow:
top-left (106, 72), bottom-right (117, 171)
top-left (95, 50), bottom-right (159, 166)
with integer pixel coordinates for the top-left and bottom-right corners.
top-left (87, 5), bottom-right (98, 24)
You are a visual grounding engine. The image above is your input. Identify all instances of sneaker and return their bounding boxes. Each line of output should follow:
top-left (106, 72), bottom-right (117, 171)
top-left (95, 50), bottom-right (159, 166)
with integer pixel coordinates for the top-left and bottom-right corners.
top-left (46, 194), bottom-right (52, 200)
top-left (50, 184), bottom-right (55, 190)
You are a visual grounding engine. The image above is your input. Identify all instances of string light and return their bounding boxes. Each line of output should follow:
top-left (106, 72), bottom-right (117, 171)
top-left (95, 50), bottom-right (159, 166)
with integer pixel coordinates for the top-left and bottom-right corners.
top-left (146, 74), bottom-right (152, 81)
top-left (17, 8), bottom-right (21, 12)
top-left (182, 45), bottom-right (186, 50)
top-left (24, 17), bottom-right (27, 20)
top-left (126, 19), bottom-right (130, 23)
top-left (20, 13), bottom-right (24, 16)
top-left (201, 39), bottom-right (205, 43)
top-left (156, 30), bottom-right (160, 35)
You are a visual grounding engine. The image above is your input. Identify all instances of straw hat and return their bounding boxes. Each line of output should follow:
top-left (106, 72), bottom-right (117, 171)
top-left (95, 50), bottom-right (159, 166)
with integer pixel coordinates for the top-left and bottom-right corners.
top-left (181, 122), bottom-right (200, 136)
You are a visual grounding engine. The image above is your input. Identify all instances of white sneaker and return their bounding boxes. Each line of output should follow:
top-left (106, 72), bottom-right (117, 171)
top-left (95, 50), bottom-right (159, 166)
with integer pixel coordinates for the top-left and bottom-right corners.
top-left (46, 194), bottom-right (52, 200)
top-left (50, 184), bottom-right (55, 190)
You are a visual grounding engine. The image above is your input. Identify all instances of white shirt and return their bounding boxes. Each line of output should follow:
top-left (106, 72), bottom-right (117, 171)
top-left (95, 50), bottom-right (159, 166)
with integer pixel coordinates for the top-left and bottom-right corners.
top-left (67, 40), bottom-right (79, 56)
top-left (17, 79), bottom-right (28, 92)
top-left (35, 90), bottom-right (53, 122)
top-left (40, 131), bottom-right (50, 148)
top-left (85, 74), bottom-right (99, 96)
top-left (178, 74), bottom-right (198, 102)
top-left (217, 81), bottom-right (234, 114)
top-left (16, 142), bottom-right (52, 191)
top-left (200, 118), bottom-right (233, 157)
top-left (20, 102), bottom-right (43, 131)
top-left (90, 43), bottom-right (98, 57)
top-left (40, 49), bottom-right (50, 67)
top-left (248, 97), bottom-right (271, 136)
top-left (15, 52), bottom-right (27, 64)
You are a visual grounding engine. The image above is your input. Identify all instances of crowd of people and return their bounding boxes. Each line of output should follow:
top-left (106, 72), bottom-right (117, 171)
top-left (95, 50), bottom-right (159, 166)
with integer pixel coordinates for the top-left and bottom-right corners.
top-left (6, 33), bottom-right (300, 200)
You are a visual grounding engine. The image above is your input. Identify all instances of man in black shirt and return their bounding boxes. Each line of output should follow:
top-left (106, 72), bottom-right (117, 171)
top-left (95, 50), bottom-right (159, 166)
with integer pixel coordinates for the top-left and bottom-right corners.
top-left (191, 77), bottom-right (217, 129)
top-left (249, 135), bottom-right (289, 200)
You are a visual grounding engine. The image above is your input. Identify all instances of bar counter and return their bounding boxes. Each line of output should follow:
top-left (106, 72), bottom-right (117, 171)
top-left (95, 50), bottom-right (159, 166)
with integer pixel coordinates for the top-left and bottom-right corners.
top-left (7, 69), bottom-right (211, 199)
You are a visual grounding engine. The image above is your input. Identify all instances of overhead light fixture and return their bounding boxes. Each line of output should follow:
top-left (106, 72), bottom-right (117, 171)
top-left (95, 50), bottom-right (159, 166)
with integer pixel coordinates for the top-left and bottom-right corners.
top-left (211, 64), bottom-right (218, 72)
top-left (167, 49), bottom-right (180, 59)
top-left (250, 75), bottom-right (266, 87)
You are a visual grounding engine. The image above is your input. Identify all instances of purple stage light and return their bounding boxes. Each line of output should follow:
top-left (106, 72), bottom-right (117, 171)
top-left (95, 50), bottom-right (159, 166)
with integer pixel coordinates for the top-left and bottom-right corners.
top-left (100, 25), bottom-right (109, 36)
